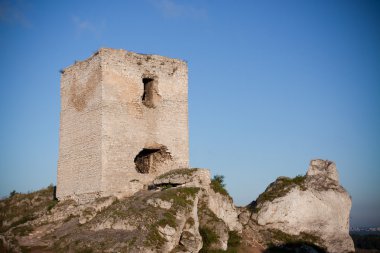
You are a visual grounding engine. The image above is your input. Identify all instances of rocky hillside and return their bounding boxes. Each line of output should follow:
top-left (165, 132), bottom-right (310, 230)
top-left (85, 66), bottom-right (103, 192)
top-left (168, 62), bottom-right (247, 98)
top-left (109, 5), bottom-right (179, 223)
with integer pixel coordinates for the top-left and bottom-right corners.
top-left (0, 160), bottom-right (354, 253)
top-left (241, 159), bottom-right (354, 253)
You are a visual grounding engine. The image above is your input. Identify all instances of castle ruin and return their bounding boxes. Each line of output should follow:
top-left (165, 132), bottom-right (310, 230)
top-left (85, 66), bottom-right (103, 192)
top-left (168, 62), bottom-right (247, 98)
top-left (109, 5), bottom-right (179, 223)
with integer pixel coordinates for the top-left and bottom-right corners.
top-left (57, 48), bottom-right (189, 202)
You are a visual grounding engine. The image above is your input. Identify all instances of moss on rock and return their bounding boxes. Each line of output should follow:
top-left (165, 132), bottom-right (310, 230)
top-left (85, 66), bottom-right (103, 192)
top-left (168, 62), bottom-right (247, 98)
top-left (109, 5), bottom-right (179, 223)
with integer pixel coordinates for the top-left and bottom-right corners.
top-left (254, 175), bottom-right (306, 209)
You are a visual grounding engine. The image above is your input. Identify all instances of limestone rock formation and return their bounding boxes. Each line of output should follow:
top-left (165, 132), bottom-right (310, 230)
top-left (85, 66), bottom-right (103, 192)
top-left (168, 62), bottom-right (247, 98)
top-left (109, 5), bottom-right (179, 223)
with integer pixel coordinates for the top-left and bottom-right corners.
top-left (0, 169), bottom-right (241, 253)
top-left (248, 159), bottom-right (354, 253)
top-left (0, 162), bottom-right (355, 253)
top-left (152, 168), bottom-right (211, 189)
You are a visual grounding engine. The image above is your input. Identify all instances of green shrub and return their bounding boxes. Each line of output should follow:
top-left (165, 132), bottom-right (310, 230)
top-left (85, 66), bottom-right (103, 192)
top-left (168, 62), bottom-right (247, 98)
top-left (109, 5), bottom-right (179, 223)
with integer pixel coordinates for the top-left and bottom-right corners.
top-left (157, 212), bottom-right (176, 228)
top-left (75, 247), bottom-right (93, 253)
top-left (228, 231), bottom-right (241, 248)
top-left (159, 187), bottom-right (199, 209)
top-left (10, 214), bottom-right (34, 228)
top-left (268, 228), bottom-right (323, 247)
top-left (199, 230), bottom-right (241, 253)
top-left (9, 190), bottom-right (17, 198)
top-left (210, 175), bottom-right (230, 197)
top-left (47, 199), bottom-right (58, 211)
top-left (199, 227), bottom-right (219, 252)
top-left (12, 224), bottom-right (33, 236)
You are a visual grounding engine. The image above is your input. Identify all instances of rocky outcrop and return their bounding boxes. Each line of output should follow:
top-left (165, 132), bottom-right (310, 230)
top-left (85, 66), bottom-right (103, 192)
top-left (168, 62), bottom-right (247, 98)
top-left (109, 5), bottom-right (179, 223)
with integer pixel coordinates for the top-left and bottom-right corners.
top-left (152, 168), bottom-right (211, 189)
top-left (206, 189), bottom-right (242, 232)
top-left (0, 169), bottom-right (241, 253)
top-left (154, 168), bottom-right (242, 233)
top-left (250, 159), bottom-right (354, 253)
top-left (0, 162), bottom-right (354, 253)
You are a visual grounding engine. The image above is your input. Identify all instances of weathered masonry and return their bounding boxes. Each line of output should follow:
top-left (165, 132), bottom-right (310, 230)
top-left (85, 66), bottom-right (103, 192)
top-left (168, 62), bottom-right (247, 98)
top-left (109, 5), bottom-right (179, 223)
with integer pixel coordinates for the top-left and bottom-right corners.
top-left (57, 48), bottom-right (189, 202)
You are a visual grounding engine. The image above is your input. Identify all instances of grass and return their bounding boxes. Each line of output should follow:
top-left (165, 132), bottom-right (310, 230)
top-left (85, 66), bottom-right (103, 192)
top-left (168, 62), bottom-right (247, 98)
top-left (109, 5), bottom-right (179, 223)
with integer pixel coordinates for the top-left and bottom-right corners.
top-left (8, 214), bottom-right (35, 229)
top-left (20, 245), bottom-right (32, 253)
top-left (144, 187), bottom-right (200, 247)
top-left (157, 212), bottom-right (176, 228)
top-left (82, 207), bottom-right (96, 217)
top-left (254, 175), bottom-right (306, 209)
top-left (75, 247), bottom-right (93, 253)
top-left (267, 228), bottom-right (324, 248)
top-left (2, 184), bottom-right (203, 252)
top-left (47, 199), bottom-right (58, 211)
top-left (145, 224), bottom-right (167, 248)
top-left (198, 204), bottom-right (222, 224)
top-left (198, 199), bottom-right (241, 253)
top-left (88, 186), bottom-right (200, 250)
top-left (199, 227), bottom-right (219, 252)
top-left (227, 231), bottom-right (241, 248)
top-left (186, 217), bottom-right (195, 226)
top-left (199, 229), bottom-right (242, 253)
top-left (158, 187), bottom-right (199, 209)
top-left (161, 184), bottom-right (176, 190)
top-left (128, 236), bottom-right (137, 247)
top-left (12, 224), bottom-right (34, 236)
top-left (0, 184), bottom-right (55, 232)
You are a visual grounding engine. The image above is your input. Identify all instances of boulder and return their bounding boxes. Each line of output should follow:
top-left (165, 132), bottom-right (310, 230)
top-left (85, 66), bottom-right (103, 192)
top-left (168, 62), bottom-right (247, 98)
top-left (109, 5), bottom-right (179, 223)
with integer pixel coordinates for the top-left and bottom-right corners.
top-left (207, 189), bottom-right (242, 232)
top-left (153, 168), bottom-right (242, 233)
top-left (153, 168), bottom-right (211, 189)
top-left (253, 159), bottom-right (354, 253)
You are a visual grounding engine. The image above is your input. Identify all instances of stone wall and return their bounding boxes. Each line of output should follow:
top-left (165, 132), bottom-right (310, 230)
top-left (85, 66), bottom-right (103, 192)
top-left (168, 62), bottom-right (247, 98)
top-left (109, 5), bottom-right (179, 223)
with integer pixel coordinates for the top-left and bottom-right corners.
top-left (57, 54), bottom-right (103, 200)
top-left (57, 48), bottom-right (189, 201)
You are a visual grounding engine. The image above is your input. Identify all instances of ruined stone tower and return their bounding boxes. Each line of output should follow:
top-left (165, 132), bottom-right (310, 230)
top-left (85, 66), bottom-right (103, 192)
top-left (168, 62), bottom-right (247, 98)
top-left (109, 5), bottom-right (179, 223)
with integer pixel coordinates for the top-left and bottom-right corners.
top-left (57, 48), bottom-right (189, 202)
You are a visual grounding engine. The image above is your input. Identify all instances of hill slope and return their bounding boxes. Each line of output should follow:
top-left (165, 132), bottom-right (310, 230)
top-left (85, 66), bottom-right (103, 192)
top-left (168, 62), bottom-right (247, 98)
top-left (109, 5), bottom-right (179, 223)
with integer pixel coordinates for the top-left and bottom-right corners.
top-left (1, 160), bottom-right (354, 253)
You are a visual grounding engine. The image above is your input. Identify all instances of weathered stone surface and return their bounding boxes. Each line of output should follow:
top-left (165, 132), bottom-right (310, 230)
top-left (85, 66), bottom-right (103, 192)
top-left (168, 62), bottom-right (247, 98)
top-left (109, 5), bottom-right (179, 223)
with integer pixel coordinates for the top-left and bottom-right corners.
top-left (57, 48), bottom-right (189, 203)
top-left (207, 189), bottom-right (242, 232)
top-left (153, 168), bottom-right (211, 189)
top-left (198, 200), bottom-right (229, 251)
top-left (178, 197), bottom-right (203, 253)
top-left (152, 168), bottom-right (242, 233)
top-left (1, 165), bottom-right (355, 253)
top-left (254, 159), bottom-right (354, 253)
top-left (307, 159), bottom-right (339, 183)
top-left (147, 198), bottom-right (173, 210)
top-left (1, 170), bottom-right (245, 253)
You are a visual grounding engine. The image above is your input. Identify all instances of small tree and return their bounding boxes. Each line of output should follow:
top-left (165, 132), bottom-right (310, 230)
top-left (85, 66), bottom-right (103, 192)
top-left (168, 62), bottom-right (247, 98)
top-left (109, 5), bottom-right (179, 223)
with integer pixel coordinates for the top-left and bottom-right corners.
top-left (9, 190), bottom-right (17, 197)
top-left (213, 175), bottom-right (225, 187)
top-left (211, 175), bottom-right (229, 196)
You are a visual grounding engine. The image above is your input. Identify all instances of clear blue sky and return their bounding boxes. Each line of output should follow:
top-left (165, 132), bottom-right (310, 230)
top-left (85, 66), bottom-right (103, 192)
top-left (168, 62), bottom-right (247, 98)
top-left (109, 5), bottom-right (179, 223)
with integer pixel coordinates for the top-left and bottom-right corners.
top-left (0, 0), bottom-right (379, 227)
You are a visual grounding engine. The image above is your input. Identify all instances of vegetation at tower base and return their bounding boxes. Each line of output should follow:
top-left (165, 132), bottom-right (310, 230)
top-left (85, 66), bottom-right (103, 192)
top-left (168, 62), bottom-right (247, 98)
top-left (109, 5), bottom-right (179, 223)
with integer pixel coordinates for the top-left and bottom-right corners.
top-left (0, 185), bottom-right (56, 234)
top-left (0, 161), bottom-right (355, 253)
